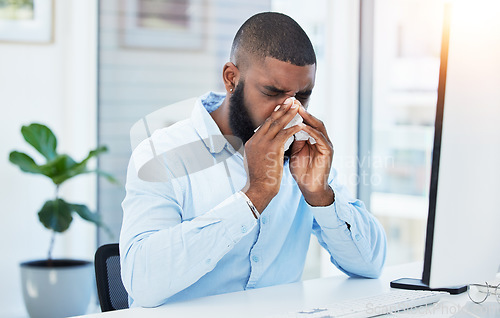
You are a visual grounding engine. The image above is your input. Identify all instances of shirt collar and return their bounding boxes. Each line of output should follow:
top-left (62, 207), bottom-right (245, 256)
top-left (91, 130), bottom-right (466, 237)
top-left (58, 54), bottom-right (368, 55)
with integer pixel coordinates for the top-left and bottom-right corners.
top-left (191, 92), bottom-right (228, 154)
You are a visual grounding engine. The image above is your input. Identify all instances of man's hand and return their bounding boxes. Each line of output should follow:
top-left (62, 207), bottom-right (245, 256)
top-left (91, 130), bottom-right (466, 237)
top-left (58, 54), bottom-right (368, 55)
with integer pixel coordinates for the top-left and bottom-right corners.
top-left (289, 105), bottom-right (335, 206)
top-left (242, 99), bottom-right (305, 213)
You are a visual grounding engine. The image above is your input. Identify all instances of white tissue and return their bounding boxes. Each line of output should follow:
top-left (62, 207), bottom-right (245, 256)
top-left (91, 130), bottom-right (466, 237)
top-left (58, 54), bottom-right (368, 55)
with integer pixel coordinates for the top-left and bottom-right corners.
top-left (283, 114), bottom-right (316, 151)
top-left (253, 113), bottom-right (316, 151)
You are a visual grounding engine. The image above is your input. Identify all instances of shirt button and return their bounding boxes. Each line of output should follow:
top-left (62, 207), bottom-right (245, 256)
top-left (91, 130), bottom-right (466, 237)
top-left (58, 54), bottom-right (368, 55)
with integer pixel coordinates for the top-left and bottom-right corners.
top-left (355, 234), bottom-right (361, 241)
top-left (261, 217), bottom-right (267, 224)
top-left (252, 255), bottom-right (260, 263)
top-left (241, 225), bottom-right (247, 233)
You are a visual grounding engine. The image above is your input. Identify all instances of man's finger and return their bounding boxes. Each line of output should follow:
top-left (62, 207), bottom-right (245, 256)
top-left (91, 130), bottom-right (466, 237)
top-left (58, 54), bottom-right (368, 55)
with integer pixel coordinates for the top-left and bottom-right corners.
top-left (299, 124), bottom-right (333, 154)
top-left (257, 98), bottom-right (300, 138)
top-left (276, 123), bottom-right (306, 146)
top-left (297, 106), bottom-right (331, 144)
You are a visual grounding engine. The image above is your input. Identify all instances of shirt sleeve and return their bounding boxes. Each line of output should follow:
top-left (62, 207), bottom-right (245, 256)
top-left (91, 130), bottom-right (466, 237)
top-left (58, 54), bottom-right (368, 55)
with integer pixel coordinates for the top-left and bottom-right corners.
top-left (119, 155), bottom-right (257, 308)
top-left (306, 168), bottom-right (387, 278)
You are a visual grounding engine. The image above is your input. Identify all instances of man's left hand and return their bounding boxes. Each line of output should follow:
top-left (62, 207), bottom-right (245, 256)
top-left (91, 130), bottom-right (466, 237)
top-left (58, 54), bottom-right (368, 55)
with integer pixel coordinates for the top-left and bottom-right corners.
top-left (289, 105), bottom-right (335, 206)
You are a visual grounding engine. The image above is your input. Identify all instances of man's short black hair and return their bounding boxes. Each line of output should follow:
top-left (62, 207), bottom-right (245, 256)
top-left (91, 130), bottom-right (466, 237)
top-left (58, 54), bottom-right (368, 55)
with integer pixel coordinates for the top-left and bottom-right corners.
top-left (230, 12), bottom-right (316, 68)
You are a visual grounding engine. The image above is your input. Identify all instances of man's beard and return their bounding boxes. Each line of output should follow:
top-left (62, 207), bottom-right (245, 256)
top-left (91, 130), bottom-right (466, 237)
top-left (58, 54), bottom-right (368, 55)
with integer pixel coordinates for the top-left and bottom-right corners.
top-left (228, 81), bottom-right (292, 161)
top-left (229, 81), bottom-right (255, 145)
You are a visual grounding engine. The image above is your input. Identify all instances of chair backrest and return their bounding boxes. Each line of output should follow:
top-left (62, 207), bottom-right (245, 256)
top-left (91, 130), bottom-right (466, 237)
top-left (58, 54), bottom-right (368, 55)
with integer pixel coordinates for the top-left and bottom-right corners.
top-left (94, 243), bottom-right (129, 312)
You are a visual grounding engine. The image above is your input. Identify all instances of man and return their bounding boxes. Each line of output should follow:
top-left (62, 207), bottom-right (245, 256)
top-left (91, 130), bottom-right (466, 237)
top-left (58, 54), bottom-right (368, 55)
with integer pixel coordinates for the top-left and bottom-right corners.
top-left (120, 12), bottom-right (386, 308)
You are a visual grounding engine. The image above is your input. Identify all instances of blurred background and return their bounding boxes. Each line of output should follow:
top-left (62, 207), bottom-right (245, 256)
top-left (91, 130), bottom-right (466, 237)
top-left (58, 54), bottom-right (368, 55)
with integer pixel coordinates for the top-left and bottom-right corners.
top-left (0, 0), bottom-right (445, 316)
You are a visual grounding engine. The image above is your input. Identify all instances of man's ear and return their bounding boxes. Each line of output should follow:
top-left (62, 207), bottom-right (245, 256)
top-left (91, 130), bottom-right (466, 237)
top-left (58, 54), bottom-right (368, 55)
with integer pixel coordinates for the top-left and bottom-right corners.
top-left (222, 62), bottom-right (239, 94)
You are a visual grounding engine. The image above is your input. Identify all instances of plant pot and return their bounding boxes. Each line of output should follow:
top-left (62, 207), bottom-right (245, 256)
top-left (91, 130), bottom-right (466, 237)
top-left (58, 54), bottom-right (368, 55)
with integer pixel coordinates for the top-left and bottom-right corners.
top-left (20, 259), bottom-right (94, 318)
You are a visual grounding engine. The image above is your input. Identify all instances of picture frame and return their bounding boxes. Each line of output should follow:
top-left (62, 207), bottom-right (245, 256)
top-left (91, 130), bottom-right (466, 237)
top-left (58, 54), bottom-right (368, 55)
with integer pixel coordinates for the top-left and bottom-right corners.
top-left (120, 0), bottom-right (205, 51)
top-left (0, 0), bottom-right (54, 44)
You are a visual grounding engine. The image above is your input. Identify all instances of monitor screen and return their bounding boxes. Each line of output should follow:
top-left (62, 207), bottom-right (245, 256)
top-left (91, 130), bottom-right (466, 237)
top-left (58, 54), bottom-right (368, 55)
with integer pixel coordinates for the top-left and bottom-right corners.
top-left (392, 0), bottom-right (500, 293)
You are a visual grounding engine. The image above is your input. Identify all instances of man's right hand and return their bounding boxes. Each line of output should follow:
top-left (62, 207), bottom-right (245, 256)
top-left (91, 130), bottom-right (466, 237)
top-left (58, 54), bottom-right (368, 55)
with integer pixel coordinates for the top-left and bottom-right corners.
top-left (242, 97), bottom-right (305, 214)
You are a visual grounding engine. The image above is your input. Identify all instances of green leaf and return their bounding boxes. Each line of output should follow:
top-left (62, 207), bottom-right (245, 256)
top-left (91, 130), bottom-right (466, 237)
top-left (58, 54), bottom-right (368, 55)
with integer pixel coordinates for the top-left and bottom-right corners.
top-left (9, 151), bottom-right (44, 174)
top-left (94, 169), bottom-right (120, 185)
top-left (38, 199), bottom-right (73, 233)
top-left (43, 154), bottom-right (81, 185)
top-left (21, 123), bottom-right (57, 161)
top-left (83, 146), bottom-right (108, 165)
top-left (49, 146), bottom-right (110, 185)
top-left (51, 169), bottom-right (89, 185)
top-left (70, 146), bottom-right (109, 175)
top-left (70, 203), bottom-right (113, 237)
top-left (31, 154), bottom-right (78, 184)
top-left (69, 203), bottom-right (100, 223)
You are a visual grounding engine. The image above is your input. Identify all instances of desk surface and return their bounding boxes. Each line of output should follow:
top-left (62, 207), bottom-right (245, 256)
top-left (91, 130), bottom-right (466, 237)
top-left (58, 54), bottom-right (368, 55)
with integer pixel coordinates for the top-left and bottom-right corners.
top-left (77, 262), bottom-right (499, 318)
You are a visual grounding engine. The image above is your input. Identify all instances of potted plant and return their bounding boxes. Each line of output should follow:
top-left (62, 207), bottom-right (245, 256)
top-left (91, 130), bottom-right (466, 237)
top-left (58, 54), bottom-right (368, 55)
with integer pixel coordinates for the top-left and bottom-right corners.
top-left (9, 123), bottom-right (116, 318)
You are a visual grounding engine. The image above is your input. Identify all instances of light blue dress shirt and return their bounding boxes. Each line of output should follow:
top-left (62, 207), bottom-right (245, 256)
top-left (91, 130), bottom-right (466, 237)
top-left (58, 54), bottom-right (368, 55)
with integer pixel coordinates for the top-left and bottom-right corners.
top-left (120, 92), bottom-right (387, 308)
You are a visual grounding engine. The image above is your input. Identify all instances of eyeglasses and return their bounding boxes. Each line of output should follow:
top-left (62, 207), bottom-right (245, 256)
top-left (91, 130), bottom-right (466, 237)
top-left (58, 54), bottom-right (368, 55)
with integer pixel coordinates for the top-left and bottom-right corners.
top-left (467, 282), bottom-right (500, 304)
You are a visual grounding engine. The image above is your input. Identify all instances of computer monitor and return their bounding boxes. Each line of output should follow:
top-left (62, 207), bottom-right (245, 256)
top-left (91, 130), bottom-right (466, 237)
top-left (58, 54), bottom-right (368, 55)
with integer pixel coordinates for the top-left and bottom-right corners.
top-left (391, 0), bottom-right (500, 294)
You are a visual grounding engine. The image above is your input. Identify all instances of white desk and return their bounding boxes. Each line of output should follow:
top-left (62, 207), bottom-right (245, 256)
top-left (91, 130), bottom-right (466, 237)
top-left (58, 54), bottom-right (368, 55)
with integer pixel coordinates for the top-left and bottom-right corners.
top-left (76, 262), bottom-right (499, 318)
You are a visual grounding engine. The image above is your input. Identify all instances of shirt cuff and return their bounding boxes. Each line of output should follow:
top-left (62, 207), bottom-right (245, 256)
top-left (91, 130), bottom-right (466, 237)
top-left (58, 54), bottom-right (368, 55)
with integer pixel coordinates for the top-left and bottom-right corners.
top-left (209, 192), bottom-right (258, 244)
top-left (306, 189), bottom-right (353, 229)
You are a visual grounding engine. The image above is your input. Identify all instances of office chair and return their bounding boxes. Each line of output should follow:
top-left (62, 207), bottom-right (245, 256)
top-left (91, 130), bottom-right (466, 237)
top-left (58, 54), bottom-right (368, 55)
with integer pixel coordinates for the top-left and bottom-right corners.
top-left (94, 243), bottom-right (129, 312)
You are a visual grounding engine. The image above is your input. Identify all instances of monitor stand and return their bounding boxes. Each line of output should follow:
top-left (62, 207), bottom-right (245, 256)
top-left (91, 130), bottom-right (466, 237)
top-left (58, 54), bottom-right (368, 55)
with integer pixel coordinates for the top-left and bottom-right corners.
top-left (390, 278), bottom-right (467, 295)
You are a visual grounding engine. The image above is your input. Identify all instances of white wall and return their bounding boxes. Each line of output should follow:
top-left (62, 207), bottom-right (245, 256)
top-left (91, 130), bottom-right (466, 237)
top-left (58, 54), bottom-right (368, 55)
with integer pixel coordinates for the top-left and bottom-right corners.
top-left (0, 1), bottom-right (97, 316)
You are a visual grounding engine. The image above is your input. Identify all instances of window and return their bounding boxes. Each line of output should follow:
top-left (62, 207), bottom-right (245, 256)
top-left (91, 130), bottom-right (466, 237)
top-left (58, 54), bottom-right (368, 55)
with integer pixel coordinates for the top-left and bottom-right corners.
top-left (360, 0), bottom-right (445, 265)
